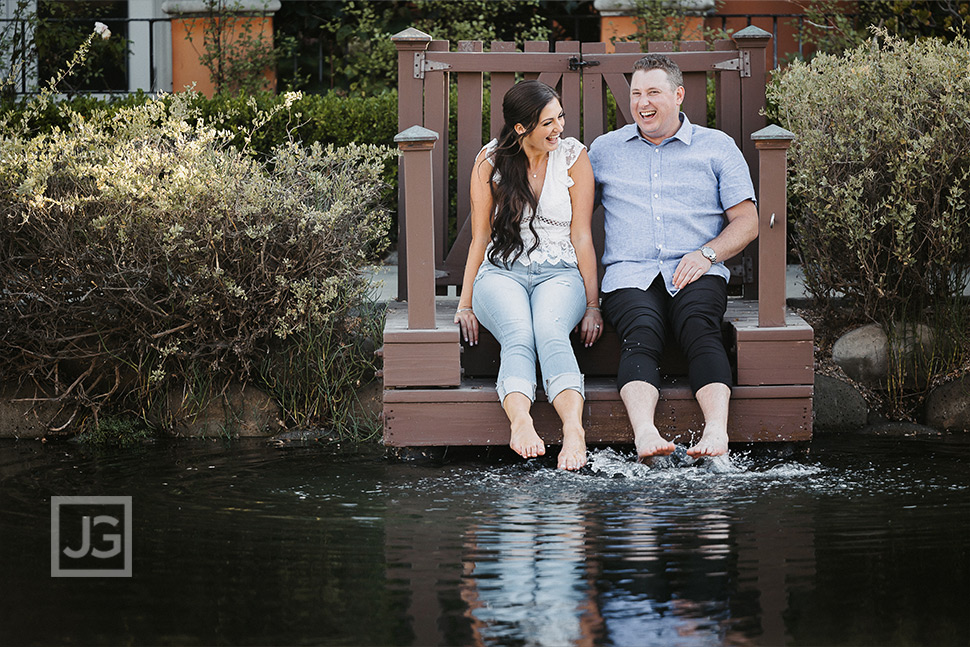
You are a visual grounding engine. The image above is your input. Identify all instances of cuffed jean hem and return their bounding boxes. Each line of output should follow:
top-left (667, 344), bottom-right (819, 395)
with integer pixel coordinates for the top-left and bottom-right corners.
top-left (497, 376), bottom-right (537, 404)
top-left (544, 372), bottom-right (585, 404)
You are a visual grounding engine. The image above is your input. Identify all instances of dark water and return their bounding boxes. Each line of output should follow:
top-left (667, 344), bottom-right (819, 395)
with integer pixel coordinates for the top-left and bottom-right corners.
top-left (2, 434), bottom-right (969, 647)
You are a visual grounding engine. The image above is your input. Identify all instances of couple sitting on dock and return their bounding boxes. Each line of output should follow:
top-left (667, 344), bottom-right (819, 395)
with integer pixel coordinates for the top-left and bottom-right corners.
top-left (453, 54), bottom-right (760, 471)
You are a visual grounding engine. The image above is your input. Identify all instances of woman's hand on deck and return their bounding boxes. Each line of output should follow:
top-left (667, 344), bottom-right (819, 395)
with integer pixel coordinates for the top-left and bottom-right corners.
top-left (578, 307), bottom-right (603, 347)
top-left (455, 308), bottom-right (480, 346)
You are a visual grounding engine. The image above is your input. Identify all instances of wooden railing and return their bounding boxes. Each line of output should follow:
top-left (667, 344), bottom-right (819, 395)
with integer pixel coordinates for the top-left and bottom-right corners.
top-left (393, 26), bottom-right (795, 330)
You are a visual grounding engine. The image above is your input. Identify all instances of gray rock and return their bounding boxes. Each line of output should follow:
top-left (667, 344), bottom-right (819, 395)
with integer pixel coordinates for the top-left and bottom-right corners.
top-left (813, 374), bottom-right (868, 432)
top-left (924, 376), bottom-right (970, 431)
top-left (832, 322), bottom-right (940, 389)
top-left (857, 421), bottom-right (942, 436)
top-left (0, 386), bottom-right (67, 438)
top-left (163, 383), bottom-right (284, 437)
top-left (832, 323), bottom-right (889, 385)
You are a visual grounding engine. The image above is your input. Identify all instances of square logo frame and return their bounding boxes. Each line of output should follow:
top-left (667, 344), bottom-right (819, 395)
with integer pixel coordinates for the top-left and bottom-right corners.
top-left (51, 496), bottom-right (132, 578)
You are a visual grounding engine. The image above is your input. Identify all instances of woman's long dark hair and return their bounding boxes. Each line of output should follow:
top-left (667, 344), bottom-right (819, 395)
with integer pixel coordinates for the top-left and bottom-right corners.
top-left (486, 80), bottom-right (561, 266)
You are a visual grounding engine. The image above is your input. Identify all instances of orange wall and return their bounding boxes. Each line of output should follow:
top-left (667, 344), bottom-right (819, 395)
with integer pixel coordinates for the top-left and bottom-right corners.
top-left (171, 15), bottom-right (275, 97)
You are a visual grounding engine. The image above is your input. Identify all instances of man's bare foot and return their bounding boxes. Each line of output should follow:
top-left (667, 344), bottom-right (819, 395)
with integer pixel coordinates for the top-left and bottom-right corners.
top-left (634, 427), bottom-right (676, 459)
top-left (558, 427), bottom-right (587, 471)
top-left (510, 418), bottom-right (545, 459)
top-left (686, 428), bottom-right (729, 457)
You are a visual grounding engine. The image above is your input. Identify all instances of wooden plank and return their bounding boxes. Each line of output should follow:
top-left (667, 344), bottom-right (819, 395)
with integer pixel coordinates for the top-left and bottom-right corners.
top-left (713, 39), bottom-right (742, 145)
top-left (383, 379), bottom-right (813, 403)
top-left (384, 382), bottom-right (811, 445)
top-left (736, 340), bottom-right (814, 386)
top-left (489, 41), bottom-right (516, 141)
top-left (427, 40), bottom-right (450, 268)
top-left (421, 50), bottom-right (737, 75)
top-left (455, 40), bottom-right (483, 240)
top-left (679, 40), bottom-right (708, 126)
top-left (582, 41), bottom-right (608, 145)
top-left (523, 40), bottom-right (548, 81)
top-left (382, 342), bottom-right (461, 387)
top-left (556, 41), bottom-right (582, 141)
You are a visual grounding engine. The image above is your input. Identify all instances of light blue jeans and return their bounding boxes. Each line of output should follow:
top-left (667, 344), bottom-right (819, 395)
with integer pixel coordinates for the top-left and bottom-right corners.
top-left (472, 259), bottom-right (587, 404)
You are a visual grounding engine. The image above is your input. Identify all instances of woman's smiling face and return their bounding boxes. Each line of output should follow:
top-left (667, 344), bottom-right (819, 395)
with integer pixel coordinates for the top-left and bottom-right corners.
top-left (518, 99), bottom-right (565, 154)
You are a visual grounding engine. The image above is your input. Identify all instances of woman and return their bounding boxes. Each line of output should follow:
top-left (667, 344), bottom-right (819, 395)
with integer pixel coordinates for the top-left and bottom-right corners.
top-left (454, 80), bottom-right (602, 471)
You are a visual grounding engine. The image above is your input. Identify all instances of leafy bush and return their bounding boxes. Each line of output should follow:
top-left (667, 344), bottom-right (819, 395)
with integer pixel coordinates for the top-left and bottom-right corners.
top-left (768, 33), bottom-right (970, 408)
top-left (0, 90), bottom-right (401, 237)
top-left (0, 91), bottom-right (393, 437)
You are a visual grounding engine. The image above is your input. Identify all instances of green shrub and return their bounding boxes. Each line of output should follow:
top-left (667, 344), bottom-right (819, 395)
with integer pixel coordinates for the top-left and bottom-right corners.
top-left (768, 33), bottom-right (970, 410)
top-left (0, 91), bottom-right (393, 437)
top-left (0, 90), bottom-right (402, 238)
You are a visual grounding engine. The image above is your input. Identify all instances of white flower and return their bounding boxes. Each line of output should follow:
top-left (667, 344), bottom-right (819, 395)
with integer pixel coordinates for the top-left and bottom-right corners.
top-left (94, 22), bottom-right (111, 39)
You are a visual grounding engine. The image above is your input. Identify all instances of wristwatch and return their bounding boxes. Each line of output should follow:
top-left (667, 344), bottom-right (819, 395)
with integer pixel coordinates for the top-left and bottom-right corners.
top-left (700, 246), bottom-right (717, 263)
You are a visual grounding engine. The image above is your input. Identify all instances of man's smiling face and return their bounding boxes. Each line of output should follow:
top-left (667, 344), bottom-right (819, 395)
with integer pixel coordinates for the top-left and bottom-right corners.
top-left (630, 68), bottom-right (685, 144)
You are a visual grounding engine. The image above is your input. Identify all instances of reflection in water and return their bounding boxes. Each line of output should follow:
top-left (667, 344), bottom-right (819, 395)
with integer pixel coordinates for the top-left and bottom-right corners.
top-left (462, 497), bottom-right (593, 646)
top-left (388, 449), bottom-right (822, 646)
top-left (2, 436), bottom-right (970, 646)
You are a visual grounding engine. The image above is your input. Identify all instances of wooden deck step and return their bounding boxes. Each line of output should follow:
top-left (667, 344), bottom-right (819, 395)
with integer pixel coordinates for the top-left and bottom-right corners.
top-left (384, 378), bottom-right (811, 447)
top-left (382, 297), bottom-right (813, 447)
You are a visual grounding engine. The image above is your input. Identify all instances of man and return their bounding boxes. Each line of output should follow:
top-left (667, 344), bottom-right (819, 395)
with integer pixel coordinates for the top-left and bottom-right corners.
top-left (588, 54), bottom-right (759, 459)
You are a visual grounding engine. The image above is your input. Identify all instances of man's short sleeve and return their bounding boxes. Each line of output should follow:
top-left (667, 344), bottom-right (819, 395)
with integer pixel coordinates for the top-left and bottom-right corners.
top-left (715, 135), bottom-right (756, 211)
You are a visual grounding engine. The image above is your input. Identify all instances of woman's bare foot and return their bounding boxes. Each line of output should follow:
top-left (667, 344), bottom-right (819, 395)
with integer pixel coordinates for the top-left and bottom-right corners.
top-left (557, 426), bottom-right (587, 471)
top-left (686, 427), bottom-right (729, 457)
top-left (634, 426), bottom-right (676, 459)
top-left (510, 417), bottom-right (545, 459)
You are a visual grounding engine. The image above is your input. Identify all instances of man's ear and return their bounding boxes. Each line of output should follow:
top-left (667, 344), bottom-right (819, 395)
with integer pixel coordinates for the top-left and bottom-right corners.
top-left (675, 85), bottom-right (685, 106)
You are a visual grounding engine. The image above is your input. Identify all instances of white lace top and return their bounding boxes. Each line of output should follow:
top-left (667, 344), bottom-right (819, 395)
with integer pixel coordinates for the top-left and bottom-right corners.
top-left (482, 136), bottom-right (587, 266)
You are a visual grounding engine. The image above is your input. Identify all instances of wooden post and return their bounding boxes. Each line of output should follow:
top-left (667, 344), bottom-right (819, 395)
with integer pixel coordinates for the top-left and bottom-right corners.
top-left (752, 125), bottom-right (796, 328)
top-left (395, 126), bottom-right (439, 330)
top-left (391, 28), bottom-right (432, 301)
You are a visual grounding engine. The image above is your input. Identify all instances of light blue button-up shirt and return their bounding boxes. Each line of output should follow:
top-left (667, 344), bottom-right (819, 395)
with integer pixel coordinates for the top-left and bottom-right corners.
top-left (589, 113), bottom-right (755, 296)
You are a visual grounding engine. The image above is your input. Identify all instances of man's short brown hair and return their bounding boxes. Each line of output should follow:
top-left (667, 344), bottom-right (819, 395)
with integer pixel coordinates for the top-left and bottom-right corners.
top-left (633, 53), bottom-right (683, 91)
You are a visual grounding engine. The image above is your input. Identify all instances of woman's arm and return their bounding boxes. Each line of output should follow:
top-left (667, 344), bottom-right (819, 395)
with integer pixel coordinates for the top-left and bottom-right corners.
top-left (568, 148), bottom-right (603, 347)
top-left (454, 149), bottom-right (494, 346)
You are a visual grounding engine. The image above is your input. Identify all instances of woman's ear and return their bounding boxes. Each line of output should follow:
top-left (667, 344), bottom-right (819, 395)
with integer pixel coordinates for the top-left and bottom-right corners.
top-left (514, 124), bottom-right (526, 136)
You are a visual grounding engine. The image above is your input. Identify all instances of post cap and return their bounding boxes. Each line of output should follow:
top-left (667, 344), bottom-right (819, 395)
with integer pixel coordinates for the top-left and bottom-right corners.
top-left (732, 25), bottom-right (772, 41)
top-left (751, 125), bottom-right (796, 141)
top-left (395, 125), bottom-right (440, 143)
top-left (391, 27), bottom-right (432, 42)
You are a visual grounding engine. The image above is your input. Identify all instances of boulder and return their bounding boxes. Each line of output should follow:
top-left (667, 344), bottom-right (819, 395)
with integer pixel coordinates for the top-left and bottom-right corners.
top-left (813, 374), bottom-right (868, 432)
top-left (924, 376), bottom-right (970, 432)
top-left (832, 324), bottom-right (889, 385)
top-left (163, 383), bottom-right (284, 438)
top-left (832, 322), bottom-right (939, 389)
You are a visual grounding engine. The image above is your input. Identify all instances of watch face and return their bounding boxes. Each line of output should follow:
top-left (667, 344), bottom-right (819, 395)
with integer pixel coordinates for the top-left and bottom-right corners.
top-left (702, 247), bottom-right (716, 262)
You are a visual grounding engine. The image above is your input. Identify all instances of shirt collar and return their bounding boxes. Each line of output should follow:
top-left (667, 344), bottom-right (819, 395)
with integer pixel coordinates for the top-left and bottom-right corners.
top-left (626, 112), bottom-right (693, 146)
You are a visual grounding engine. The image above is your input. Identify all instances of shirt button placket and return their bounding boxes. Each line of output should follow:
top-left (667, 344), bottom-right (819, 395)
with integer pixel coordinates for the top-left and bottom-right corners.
top-left (653, 147), bottom-right (664, 262)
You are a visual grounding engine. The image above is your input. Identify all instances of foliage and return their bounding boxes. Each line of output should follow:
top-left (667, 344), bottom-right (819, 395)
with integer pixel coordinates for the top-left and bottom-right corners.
top-left (788, 0), bottom-right (970, 62)
top-left (0, 89), bottom-right (402, 237)
top-left (277, 0), bottom-right (553, 95)
top-left (176, 0), bottom-right (298, 95)
top-left (74, 415), bottom-right (153, 446)
top-left (0, 90), bottom-right (393, 436)
top-left (618, 0), bottom-right (729, 48)
top-left (768, 32), bottom-right (970, 412)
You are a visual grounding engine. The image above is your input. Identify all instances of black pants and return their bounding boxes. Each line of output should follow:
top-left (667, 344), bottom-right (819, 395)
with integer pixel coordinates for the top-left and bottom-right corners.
top-left (602, 275), bottom-right (731, 395)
